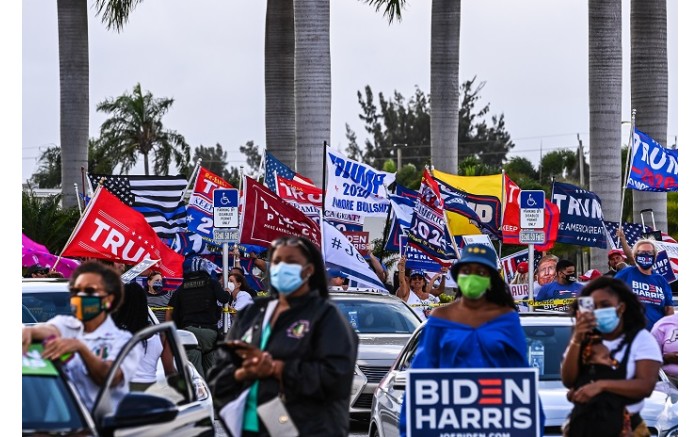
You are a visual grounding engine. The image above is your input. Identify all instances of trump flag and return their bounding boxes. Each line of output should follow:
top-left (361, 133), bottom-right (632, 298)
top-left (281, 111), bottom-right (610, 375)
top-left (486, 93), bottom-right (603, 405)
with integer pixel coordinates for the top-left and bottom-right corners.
top-left (550, 182), bottom-right (608, 248)
top-left (626, 129), bottom-right (678, 192)
top-left (61, 186), bottom-right (185, 277)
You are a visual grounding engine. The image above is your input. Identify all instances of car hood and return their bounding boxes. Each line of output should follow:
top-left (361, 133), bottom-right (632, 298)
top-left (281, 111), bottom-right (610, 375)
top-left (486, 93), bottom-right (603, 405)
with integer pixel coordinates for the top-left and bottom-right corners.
top-left (538, 380), bottom-right (678, 429)
top-left (357, 334), bottom-right (412, 361)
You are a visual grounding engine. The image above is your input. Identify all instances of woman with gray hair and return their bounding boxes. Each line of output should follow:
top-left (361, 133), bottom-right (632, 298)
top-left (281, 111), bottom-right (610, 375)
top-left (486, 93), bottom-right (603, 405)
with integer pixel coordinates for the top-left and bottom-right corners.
top-left (614, 239), bottom-right (674, 330)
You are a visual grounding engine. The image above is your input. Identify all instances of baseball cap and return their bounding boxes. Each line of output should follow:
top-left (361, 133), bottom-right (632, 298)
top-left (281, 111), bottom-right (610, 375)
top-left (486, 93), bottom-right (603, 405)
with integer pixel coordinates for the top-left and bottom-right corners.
top-left (327, 268), bottom-right (348, 279)
top-left (607, 249), bottom-right (627, 260)
top-left (516, 262), bottom-right (528, 274)
top-left (579, 269), bottom-right (602, 281)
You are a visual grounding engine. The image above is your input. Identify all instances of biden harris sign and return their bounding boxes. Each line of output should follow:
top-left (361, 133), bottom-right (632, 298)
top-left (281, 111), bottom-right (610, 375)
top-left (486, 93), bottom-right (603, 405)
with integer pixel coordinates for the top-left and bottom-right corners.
top-left (405, 368), bottom-right (540, 437)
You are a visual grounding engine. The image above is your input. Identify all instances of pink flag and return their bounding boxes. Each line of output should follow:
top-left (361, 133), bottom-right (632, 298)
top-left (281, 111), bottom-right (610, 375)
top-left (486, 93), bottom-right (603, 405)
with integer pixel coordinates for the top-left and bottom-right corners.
top-left (22, 234), bottom-right (81, 278)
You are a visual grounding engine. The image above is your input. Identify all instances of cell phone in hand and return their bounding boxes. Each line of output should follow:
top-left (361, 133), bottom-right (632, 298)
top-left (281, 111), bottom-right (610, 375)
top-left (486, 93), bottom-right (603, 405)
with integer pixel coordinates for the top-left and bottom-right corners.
top-left (578, 296), bottom-right (594, 313)
top-left (216, 340), bottom-right (254, 351)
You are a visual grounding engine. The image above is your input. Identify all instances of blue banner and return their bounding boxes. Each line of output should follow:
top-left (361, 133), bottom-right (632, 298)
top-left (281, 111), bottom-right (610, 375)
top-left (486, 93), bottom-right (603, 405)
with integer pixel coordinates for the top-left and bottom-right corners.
top-left (405, 368), bottom-right (539, 437)
top-left (550, 182), bottom-right (607, 248)
top-left (653, 250), bottom-right (677, 284)
top-left (626, 129), bottom-right (678, 192)
top-left (434, 177), bottom-right (499, 237)
top-left (401, 236), bottom-right (444, 272)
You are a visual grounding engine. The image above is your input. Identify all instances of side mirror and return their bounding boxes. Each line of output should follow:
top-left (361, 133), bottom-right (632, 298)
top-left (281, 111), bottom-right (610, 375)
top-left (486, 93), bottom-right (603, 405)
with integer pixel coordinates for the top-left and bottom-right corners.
top-left (100, 393), bottom-right (178, 430)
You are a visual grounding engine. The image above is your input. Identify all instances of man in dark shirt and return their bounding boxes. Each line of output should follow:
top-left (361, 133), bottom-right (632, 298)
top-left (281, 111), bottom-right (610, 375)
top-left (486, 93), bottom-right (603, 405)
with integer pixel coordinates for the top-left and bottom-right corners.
top-left (168, 256), bottom-right (230, 376)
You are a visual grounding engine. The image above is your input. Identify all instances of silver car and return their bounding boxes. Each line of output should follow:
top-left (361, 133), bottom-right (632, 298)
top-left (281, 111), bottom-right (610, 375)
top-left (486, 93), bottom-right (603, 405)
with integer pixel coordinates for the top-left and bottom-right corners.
top-left (330, 290), bottom-right (422, 420)
top-left (370, 313), bottom-right (678, 437)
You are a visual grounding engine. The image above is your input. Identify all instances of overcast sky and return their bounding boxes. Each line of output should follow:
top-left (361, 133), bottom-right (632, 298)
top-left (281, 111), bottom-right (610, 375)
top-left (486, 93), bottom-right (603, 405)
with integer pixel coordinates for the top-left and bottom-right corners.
top-left (21, 0), bottom-right (679, 183)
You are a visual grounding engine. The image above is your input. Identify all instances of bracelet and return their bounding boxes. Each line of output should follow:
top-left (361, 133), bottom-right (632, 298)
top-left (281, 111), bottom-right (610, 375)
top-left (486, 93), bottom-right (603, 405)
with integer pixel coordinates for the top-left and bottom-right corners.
top-left (569, 340), bottom-right (581, 347)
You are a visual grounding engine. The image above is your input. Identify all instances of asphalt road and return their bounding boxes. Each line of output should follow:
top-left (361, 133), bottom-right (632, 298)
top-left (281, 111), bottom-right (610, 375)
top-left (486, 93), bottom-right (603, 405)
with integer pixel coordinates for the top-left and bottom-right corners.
top-left (214, 419), bottom-right (370, 436)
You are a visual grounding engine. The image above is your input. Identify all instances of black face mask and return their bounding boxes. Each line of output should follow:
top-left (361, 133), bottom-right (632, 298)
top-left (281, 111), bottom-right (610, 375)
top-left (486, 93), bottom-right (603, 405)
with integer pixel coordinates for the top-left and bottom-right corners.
top-left (564, 274), bottom-right (577, 283)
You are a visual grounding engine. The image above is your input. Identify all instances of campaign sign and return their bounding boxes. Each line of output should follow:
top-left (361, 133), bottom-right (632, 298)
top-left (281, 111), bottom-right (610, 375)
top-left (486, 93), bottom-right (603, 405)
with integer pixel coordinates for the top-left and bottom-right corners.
top-left (653, 250), bottom-right (677, 283)
top-left (405, 368), bottom-right (539, 437)
top-left (401, 236), bottom-right (444, 272)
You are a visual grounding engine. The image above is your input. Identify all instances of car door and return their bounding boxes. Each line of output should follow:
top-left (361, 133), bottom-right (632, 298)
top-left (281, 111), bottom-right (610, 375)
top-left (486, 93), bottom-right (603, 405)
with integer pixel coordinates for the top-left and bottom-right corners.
top-left (92, 322), bottom-right (215, 437)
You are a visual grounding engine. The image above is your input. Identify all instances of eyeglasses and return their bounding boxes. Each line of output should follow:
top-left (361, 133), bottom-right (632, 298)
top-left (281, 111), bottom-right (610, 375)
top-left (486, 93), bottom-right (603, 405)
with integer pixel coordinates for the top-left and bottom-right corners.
top-left (637, 251), bottom-right (654, 256)
top-left (69, 286), bottom-right (106, 296)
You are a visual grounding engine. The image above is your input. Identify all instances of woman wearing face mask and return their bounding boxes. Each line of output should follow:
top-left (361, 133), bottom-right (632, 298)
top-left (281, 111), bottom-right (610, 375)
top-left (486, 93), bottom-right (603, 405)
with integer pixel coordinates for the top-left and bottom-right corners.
top-left (207, 236), bottom-right (359, 437)
top-left (614, 239), bottom-right (675, 330)
top-left (561, 276), bottom-right (662, 436)
top-left (21, 261), bottom-right (142, 410)
top-left (398, 242), bottom-right (545, 437)
top-left (145, 270), bottom-right (171, 323)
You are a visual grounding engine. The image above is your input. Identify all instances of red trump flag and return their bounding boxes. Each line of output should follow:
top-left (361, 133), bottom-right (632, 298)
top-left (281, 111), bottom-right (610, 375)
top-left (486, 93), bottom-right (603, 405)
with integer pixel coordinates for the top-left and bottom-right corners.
top-left (239, 176), bottom-right (322, 248)
top-left (62, 186), bottom-right (184, 277)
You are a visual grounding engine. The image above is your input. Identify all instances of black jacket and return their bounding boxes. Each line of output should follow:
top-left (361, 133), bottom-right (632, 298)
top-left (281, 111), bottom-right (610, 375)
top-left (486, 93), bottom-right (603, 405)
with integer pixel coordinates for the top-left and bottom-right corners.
top-left (207, 290), bottom-right (358, 436)
top-left (169, 271), bottom-right (230, 328)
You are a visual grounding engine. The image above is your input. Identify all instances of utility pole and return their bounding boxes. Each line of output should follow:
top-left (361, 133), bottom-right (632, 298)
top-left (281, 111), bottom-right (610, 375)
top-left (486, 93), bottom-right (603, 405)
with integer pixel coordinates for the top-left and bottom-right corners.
top-left (393, 143), bottom-right (407, 170)
top-left (577, 134), bottom-right (585, 188)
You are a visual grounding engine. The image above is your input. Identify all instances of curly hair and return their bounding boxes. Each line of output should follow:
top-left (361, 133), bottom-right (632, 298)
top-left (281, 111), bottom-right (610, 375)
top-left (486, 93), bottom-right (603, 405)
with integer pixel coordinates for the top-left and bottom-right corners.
top-left (69, 261), bottom-right (124, 313)
top-left (571, 276), bottom-right (647, 335)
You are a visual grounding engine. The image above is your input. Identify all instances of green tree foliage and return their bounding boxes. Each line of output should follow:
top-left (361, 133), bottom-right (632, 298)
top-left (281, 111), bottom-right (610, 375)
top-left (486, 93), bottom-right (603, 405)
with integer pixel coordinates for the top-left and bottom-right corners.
top-left (29, 147), bottom-right (62, 188)
top-left (191, 143), bottom-right (237, 182)
top-left (22, 191), bottom-right (80, 254)
top-left (539, 149), bottom-right (578, 183)
top-left (239, 140), bottom-right (262, 178)
top-left (95, 83), bottom-right (191, 176)
top-left (347, 79), bottom-right (514, 170)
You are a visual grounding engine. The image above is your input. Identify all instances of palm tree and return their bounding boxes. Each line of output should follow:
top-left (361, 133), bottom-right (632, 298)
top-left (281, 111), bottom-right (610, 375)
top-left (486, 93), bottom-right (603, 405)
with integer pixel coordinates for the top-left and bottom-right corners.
top-left (430, 0), bottom-right (461, 174)
top-left (57, 0), bottom-right (142, 208)
top-left (630, 0), bottom-right (669, 232)
top-left (293, 0), bottom-right (332, 185)
top-left (588, 0), bottom-right (622, 269)
top-left (265, 0), bottom-right (296, 169)
top-left (95, 83), bottom-right (191, 176)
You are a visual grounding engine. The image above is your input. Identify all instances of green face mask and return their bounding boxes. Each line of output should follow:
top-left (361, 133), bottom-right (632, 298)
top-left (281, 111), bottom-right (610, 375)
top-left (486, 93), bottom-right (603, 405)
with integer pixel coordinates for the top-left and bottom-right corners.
top-left (457, 274), bottom-right (490, 300)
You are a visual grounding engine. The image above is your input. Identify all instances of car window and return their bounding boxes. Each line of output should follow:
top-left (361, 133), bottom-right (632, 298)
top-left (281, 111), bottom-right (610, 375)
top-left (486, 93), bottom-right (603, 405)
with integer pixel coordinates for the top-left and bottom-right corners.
top-left (22, 346), bottom-right (88, 431)
top-left (22, 304), bottom-right (38, 324)
top-left (333, 298), bottom-right (421, 334)
top-left (22, 292), bottom-right (72, 323)
top-left (522, 324), bottom-right (572, 381)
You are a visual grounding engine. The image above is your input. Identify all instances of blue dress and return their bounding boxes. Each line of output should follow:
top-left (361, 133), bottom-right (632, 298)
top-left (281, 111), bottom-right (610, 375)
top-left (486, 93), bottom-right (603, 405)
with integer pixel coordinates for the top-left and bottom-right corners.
top-left (398, 311), bottom-right (545, 436)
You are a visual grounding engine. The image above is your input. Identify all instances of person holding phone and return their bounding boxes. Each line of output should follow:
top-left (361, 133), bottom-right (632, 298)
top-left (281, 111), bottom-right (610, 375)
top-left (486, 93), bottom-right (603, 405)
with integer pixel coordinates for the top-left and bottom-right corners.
top-left (561, 276), bottom-right (662, 436)
top-left (207, 236), bottom-right (359, 437)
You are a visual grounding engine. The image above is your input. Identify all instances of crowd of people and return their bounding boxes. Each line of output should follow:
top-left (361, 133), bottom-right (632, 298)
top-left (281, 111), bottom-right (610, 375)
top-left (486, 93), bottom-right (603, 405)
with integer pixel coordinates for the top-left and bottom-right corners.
top-left (22, 230), bottom-right (678, 436)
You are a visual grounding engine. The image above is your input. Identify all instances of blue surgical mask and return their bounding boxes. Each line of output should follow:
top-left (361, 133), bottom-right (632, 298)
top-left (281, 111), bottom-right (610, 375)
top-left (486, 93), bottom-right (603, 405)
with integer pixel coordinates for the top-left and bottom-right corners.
top-left (636, 254), bottom-right (655, 270)
top-left (270, 262), bottom-right (307, 295)
top-left (594, 307), bottom-right (620, 334)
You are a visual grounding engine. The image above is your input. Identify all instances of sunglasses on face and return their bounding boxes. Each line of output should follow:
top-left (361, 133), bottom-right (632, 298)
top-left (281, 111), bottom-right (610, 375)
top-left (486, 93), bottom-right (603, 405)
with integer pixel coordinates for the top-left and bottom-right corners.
top-left (69, 286), bottom-right (106, 296)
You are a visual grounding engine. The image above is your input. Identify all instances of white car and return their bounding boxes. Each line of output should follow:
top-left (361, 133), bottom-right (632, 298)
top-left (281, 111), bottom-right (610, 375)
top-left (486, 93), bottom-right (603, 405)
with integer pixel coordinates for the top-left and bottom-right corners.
top-left (370, 313), bottom-right (678, 437)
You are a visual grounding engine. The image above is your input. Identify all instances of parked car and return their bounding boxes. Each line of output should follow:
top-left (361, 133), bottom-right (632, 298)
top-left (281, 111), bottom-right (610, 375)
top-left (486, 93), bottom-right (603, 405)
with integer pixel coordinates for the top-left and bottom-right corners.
top-left (23, 321), bottom-right (216, 436)
top-left (22, 278), bottom-right (73, 324)
top-left (329, 290), bottom-right (422, 420)
top-left (369, 313), bottom-right (678, 437)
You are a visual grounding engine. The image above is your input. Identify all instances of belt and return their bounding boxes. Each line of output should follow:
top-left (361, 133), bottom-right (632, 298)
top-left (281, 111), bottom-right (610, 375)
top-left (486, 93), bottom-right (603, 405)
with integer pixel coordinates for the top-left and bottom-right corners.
top-left (186, 324), bottom-right (218, 331)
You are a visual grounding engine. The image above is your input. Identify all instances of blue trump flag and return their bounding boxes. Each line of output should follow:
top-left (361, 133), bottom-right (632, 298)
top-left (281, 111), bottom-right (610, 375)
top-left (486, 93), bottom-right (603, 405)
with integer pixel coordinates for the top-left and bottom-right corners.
top-left (550, 182), bottom-right (608, 249)
top-left (626, 129), bottom-right (678, 192)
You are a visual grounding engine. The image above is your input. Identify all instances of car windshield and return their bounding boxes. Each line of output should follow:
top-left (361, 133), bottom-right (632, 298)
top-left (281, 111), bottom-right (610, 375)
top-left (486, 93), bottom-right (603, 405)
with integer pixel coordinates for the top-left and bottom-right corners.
top-left (22, 292), bottom-right (72, 323)
top-left (23, 348), bottom-right (89, 432)
top-left (333, 297), bottom-right (421, 334)
top-left (522, 324), bottom-right (573, 382)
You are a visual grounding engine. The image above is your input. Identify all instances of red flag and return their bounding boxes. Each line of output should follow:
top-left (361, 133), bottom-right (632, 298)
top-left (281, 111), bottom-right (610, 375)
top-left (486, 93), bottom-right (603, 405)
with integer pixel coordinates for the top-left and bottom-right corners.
top-left (276, 175), bottom-right (324, 208)
top-left (502, 175), bottom-right (560, 251)
top-left (239, 176), bottom-right (322, 248)
top-left (62, 186), bottom-right (184, 277)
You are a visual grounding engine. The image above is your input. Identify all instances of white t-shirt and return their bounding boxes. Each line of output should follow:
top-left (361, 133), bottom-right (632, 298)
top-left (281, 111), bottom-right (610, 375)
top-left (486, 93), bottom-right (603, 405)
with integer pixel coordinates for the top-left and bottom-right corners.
top-left (47, 315), bottom-right (142, 410)
top-left (233, 290), bottom-right (254, 312)
top-left (132, 334), bottom-right (164, 384)
top-left (405, 290), bottom-right (440, 321)
top-left (602, 329), bottom-right (663, 414)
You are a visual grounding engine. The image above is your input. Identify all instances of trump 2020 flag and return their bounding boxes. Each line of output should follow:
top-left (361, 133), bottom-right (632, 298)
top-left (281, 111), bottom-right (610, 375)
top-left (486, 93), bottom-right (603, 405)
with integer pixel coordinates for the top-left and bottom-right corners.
top-left (325, 149), bottom-right (395, 218)
top-left (385, 190), bottom-right (417, 252)
top-left (550, 182), bottom-right (608, 248)
top-left (626, 128), bottom-right (678, 192)
top-left (264, 151), bottom-right (314, 193)
top-left (239, 176), bottom-right (321, 248)
top-left (187, 166), bottom-right (233, 246)
top-left (322, 220), bottom-right (387, 291)
top-left (406, 169), bottom-right (458, 265)
top-left (61, 186), bottom-right (185, 277)
top-left (88, 173), bottom-right (188, 238)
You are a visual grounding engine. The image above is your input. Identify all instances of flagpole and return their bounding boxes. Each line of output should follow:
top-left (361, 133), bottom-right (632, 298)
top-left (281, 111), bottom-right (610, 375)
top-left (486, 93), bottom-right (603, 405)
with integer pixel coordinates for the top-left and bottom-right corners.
top-left (256, 147), bottom-right (265, 182)
top-left (430, 164), bottom-right (461, 258)
top-left (181, 158), bottom-right (202, 204)
top-left (54, 184), bottom-right (105, 269)
top-left (80, 166), bottom-right (88, 209)
top-left (321, 141), bottom-right (328, 259)
top-left (73, 183), bottom-right (83, 215)
top-left (618, 109), bottom-right (637, 246)
top-left (498, 169), bottom-right (506, 260)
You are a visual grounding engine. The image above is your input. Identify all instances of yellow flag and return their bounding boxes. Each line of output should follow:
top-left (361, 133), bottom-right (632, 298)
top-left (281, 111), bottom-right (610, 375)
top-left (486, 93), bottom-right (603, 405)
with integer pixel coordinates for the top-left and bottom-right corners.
top-left (431, 169), bottom-right (503, 236)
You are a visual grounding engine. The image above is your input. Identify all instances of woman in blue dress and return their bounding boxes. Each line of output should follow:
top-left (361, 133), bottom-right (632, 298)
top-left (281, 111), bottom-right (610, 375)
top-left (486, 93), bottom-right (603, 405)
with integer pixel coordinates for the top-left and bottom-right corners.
top-left (399, 242), bottom-right (545, 436)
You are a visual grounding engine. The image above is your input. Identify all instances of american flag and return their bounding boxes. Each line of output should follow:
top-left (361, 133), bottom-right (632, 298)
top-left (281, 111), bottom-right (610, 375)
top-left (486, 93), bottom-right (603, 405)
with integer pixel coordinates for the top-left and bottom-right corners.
top-left (88, 174), bottom-right (188, 238)
top-left (604, 220), bottom-right (678, 276)
top-left (263, 152), bottom-right (313, 193)
top-left (501, 249), bottom-right (542, 283)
